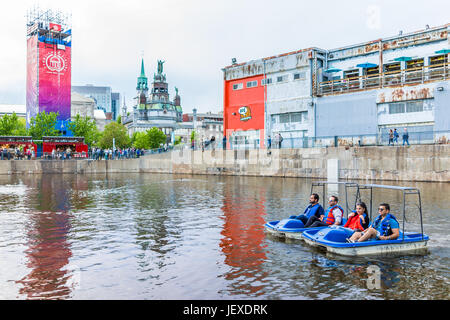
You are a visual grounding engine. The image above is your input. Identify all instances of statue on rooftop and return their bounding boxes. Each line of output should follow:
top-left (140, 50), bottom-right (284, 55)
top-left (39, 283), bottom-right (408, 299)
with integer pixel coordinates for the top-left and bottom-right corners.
top-left (157, 60), bottom-right (165, 75)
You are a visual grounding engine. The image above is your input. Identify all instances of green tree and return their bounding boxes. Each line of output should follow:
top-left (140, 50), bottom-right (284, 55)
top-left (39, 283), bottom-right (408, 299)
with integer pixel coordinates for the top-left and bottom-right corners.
top-left (0, 112), bottom-right (25, 136)
top-left (99, 122), bottom-right (130, 149)
top-left (174, 135), bottom-right (182, 146)
top-left (190, 130), bottom-right (197, 142)
top-left (147, 127), bottom-right (167, 149)
top-left (133, 131), bottom-right (150, 149)
top-left (13, 118), bottom-right (28, 136)
top-left (67, 114), bottom-right (100, 146)
top-left (116, 115), bottom-right (122, 124)
top-left (28, 111), bottom-right (60, 141)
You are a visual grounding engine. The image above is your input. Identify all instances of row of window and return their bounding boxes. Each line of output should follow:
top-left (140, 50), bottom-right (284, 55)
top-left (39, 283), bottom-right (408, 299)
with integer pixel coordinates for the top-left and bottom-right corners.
top-left (326, 54), bottom-right (448, 81)
top-left (271, 111), bottom-right (308, 124)
top-left (387, 100), bottom-right (430, 114)
top-left (232, 72), bottom-right (307, 90)
top-left (206, 124), bottom-right (223, 131)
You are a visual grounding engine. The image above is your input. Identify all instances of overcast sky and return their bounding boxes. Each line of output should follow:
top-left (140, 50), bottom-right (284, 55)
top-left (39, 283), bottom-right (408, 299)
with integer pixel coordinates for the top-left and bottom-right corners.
top-left (0, 0), bottom-right (448, 114)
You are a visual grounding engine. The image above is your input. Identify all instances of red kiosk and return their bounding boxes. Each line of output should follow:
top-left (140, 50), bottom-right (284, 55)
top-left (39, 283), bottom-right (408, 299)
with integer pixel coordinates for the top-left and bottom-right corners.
top-left (42, 136), bottom-right (89, 158)
top-left (0, 136), bottom-right (38, 158)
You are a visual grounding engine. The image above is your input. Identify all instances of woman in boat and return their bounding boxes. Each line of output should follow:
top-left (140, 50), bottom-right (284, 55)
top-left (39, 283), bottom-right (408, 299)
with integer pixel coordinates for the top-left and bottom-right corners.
top-left (344, 202), bottom-right (369, 231)
top-left (347, 203), bottom-right (399, 243)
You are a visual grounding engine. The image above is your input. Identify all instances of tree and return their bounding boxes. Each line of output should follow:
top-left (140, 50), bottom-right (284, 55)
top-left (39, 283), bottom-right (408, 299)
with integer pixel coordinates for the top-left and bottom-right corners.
top-left (133, 131), bottom-right (150, 149)
top-left (190, 130), bottom-right (197, 142)
top-left (28, 111), bottom-right (60, 141)
top-left (116, 115), bottom-right (122, 124)
top-left (13, 118), bottom-right (28, 136)
top-left (147, 127), bottom-right (167, 149)
top-left (99, 122), bottom-right (130, 149)
top-left (67, 114), bottom-right (100, 146)
top-left (0, 112), bottom-right (25, 136)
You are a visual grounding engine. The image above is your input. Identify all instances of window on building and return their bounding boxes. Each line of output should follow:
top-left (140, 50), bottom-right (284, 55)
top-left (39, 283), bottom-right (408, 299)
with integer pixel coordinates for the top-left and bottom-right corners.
top-left (365, 66), bottom-right (380, 77)
top-left (277, 75), bottom-right (288, 83)
top-left (406, 58), bottom-right (424, 71)
top-left (280, 114), bottom-right (290, 123)
top-left (344, 69), bottom-right (359, 79)
top-left (389, 103), bottom-right (405, 114)
top-left (232, 83), bottom-right (243, 90)
top-left (293, 72), bottom-right (306, 80)
top-left (406, 100), bottom-right (424, 113)
top-left (384, 63), bottom-right (401, 74)
top-left (429, 55), bottom-right (448, 68)
top-left (291, 112), bottom-right (303, 123)
top-left (246, 80), bottom-right (258, 88)
top-left (261, 78), bottom-right (272, 85)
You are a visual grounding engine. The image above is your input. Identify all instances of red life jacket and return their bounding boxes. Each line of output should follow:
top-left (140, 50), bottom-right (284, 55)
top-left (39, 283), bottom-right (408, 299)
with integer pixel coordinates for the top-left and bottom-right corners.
top-left (325, 205), bottom-right (344, 225)
top-left (344, 214), bottom-right (365, 231)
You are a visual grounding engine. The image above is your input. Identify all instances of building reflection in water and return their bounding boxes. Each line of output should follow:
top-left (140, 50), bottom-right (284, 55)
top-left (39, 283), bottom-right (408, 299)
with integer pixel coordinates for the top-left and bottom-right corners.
top-left (219, 179), bottom-right (269, 296)
top-left (16, 175), bottom-right (78, 299)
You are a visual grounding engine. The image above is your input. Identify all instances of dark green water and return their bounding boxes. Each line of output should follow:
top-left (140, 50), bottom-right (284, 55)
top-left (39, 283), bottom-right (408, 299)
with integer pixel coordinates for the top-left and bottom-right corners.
top-left (0, 173), bottom-right (448, 299)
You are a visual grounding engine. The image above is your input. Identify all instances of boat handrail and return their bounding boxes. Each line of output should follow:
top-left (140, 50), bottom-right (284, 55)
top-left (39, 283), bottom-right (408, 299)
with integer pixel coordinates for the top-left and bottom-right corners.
top-left (359, 184), bottom-right (419, 191)
top-left (310, 181), bottom-right (360, 217)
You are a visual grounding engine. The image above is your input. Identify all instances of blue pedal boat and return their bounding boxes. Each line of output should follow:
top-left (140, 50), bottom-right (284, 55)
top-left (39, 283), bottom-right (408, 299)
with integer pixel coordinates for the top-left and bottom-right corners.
top-left (264, 181), bottom-right (356, 240)
top-left (302, 226), bottom-right (429, 256)
top-left (301, 184), bottom-right (430, 256)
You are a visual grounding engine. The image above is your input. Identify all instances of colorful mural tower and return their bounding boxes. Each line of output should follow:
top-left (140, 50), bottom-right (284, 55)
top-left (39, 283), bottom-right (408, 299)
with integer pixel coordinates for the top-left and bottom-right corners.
top-left (26, 7), bottom-right (72, 134)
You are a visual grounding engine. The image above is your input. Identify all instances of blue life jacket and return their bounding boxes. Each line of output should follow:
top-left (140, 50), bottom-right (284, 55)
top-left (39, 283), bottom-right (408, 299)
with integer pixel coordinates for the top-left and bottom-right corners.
top-left (304, 203), bottom-right (324, 219)
top-left (372, 213), bottom-right (398, 236)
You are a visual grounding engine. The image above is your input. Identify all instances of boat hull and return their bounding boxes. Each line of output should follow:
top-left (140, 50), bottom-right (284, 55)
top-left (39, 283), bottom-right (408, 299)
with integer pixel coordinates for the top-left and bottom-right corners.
top-left (302, 227), bottom-right (429, 256)
top-left (264, 219), bottom-right (328, 240)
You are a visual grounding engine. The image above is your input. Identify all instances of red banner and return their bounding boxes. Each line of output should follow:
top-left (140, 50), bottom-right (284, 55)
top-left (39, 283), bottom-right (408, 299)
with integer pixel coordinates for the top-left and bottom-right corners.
top-left (49, 23), bottom-right (62, 32)
top-left (38, 42), bottom-right (71, 120)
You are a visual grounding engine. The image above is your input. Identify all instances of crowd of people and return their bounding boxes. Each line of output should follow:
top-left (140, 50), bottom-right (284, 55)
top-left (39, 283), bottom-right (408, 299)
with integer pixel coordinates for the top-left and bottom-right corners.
top-left (1, 146), bottom-right (35, 160)
top-left (388, 127), bottom-right (410, 146)
top-left (291, 193), bottom-right (400, 243)
top-left (90, 147), bottom-right (145, 160)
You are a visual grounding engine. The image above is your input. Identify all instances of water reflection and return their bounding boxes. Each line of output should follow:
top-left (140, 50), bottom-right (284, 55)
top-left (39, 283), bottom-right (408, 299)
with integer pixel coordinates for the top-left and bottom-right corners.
top-left (16, 175), bottom-right (74, 299)
top-left (219, 179), bottom-right (269, 297)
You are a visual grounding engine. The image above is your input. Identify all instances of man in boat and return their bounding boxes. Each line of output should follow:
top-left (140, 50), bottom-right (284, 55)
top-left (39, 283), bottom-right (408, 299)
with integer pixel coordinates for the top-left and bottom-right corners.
top-left (304, 195), bottom-right (344, 228)
top-left (293, 193), bottom-right (325, 226)
top-left (347, 203), bottom-right (399, 242)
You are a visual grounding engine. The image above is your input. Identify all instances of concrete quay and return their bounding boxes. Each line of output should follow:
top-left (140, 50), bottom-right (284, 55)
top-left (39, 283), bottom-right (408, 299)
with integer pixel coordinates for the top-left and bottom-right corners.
top-left (0, 144), bottom-right (448, 182)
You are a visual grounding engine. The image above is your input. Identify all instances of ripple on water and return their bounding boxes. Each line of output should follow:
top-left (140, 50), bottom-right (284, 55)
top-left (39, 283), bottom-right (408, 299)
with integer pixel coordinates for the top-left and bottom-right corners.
top-left (0, 174), bottom-right (448, 299)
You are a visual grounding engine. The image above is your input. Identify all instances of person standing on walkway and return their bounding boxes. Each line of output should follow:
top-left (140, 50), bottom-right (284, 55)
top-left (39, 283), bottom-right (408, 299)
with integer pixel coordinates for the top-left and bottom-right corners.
top-left (222, 135), bottom-right (227, 150)
top-left (402, 128), bottom-right (410, 146)
top-left (277, 133), bottom-right (283, 149)
top-left (388, 129), bottom-right (394, 146)
top-left (393, 128), bottom-right (399, 145)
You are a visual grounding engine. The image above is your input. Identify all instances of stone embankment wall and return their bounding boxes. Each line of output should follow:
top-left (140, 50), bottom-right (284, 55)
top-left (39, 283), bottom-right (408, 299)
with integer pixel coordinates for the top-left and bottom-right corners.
top-left (0, 145), bottom-right (448, 182)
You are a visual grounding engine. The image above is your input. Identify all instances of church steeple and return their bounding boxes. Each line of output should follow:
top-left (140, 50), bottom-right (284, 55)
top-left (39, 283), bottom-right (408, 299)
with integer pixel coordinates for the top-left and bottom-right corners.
top-left (140, 58), bottom-right (145, 77)
top-left (137, 58), bottom-right (148, 91)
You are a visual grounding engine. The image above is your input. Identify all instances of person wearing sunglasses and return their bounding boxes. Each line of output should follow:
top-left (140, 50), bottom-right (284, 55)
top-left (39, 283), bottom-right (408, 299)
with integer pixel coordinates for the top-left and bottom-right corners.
top-left (347, 203), bottom-right (399, 243)
top-left (304, 195), bottom-right (344, 228)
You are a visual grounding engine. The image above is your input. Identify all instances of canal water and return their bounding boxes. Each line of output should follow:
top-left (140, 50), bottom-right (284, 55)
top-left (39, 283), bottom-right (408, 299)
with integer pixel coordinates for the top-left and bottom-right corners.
top-left (0, 173), bottom-right (448, 300)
